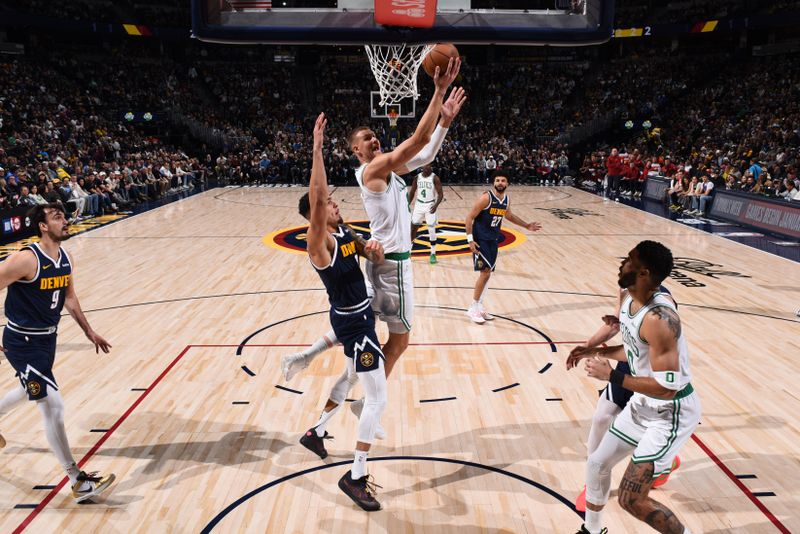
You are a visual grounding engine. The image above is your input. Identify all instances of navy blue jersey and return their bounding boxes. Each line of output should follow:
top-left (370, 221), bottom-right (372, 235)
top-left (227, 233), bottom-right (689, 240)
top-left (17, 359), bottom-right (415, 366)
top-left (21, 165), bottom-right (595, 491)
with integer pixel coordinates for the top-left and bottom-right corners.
top-left (5, 243), bottom-right (71, 332)
top-left (313, 225), bottom-right (370, 313)
top-left (473, 190), bottom-right (509, 242)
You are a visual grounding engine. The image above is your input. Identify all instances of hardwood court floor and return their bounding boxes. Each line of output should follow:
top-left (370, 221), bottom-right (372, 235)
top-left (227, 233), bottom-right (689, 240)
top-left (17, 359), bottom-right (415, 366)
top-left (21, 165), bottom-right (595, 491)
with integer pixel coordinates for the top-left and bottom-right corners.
top-left (0, 186), bottom-right (797, 533)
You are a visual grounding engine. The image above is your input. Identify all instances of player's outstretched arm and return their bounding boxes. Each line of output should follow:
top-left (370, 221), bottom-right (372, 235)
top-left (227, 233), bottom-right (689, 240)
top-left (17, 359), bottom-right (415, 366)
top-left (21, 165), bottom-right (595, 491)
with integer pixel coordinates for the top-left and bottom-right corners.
top-left (396, 87), bottom-right (467, 175)
top-left (307, 113), bottom-right (333, 267)
top-left (63, 259), bottom-right (112, 354)
top-left (504, 207), bottom-right (542, 232)
top-left (364, 59), bottom-right (461, 184)
top-left (464, 192), bottom-right (489, 254)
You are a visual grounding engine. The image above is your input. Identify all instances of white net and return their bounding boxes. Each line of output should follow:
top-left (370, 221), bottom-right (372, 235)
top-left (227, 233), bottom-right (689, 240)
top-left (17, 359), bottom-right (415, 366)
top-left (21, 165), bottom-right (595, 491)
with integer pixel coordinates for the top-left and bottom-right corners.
top-left (364, 44), bottom-right (433, 106)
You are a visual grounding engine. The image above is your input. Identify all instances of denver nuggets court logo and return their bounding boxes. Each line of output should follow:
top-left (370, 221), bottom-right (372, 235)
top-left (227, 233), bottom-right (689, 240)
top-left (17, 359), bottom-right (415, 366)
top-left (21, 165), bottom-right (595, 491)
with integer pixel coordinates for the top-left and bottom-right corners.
top-left (265, 221), bottom-right (525, 258)
top-left (360, 352), bottom-right (375, 368)
top-left (28, 381), bottom-right (41, 396)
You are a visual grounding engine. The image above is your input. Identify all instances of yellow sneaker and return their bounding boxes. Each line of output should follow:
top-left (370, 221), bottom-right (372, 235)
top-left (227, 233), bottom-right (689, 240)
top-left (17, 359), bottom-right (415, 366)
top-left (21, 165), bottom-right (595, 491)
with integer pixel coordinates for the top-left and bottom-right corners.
top-left (72, 471), bottom-right (116, 503)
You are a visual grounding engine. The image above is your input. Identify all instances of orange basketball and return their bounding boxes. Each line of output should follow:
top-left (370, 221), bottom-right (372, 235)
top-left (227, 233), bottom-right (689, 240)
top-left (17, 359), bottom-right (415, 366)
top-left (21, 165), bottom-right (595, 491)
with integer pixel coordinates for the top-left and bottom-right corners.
top-left (422, 43), bottom-right (459, 77)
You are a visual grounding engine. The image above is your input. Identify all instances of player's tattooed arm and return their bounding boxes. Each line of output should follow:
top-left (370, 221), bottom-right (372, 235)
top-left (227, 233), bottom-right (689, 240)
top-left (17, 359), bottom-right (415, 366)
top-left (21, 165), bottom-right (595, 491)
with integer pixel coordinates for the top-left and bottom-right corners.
top-left (649, 306), bottom-right (681, 340)
top-left (618, 461), bottom-right (685, 534)
top-left (344, 225), bottom-right (385, 264)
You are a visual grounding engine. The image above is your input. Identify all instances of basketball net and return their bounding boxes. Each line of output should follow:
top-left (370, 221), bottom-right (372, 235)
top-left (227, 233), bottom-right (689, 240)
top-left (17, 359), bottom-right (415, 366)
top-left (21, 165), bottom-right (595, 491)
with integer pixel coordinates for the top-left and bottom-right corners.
top-left (364, 44), bottom-right (432, 106)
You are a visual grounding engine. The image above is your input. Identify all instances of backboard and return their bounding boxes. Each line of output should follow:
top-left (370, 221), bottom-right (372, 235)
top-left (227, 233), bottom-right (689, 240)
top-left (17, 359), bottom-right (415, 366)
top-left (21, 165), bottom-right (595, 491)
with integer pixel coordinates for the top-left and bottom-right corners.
top-left (370, 91), bottom-right (416, 118)
top-left (192, 0), bottom-right (614, 45)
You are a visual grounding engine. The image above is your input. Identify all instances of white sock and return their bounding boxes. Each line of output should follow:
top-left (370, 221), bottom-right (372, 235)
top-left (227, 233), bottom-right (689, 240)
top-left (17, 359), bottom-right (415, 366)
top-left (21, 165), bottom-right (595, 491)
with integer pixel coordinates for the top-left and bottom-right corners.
top-left (584, 509), bottom-right (604, 534)
top-left (351, 450), bottom-right (368, 480)
top-left (430, 243), bottom-right (436, 254)
top-left (302, 330), bottom-right (336, 361)
top-left (0, 386), bottom-right (27, 417)
top-left (683, 528), bottom-right (693, 534)
top-left (471, 300), bottom-right (480, 309)
top-left (313, 404), bottom-right (340, 437)
top-left (66, 462), bottom-right (81, 485)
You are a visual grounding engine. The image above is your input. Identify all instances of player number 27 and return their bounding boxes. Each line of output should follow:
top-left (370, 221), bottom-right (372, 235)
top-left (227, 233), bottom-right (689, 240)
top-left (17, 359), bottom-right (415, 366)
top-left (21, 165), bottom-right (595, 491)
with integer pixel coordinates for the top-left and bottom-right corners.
top-left (490, 216), bottom-right (502, 227)
top-left (50, 290), bottom-right (60, 309)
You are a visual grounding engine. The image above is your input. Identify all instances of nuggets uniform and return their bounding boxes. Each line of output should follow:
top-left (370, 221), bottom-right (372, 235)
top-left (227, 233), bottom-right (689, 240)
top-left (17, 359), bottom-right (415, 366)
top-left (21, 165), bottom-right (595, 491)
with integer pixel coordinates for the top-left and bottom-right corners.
top-left (312, 225), bottom-right (384, 372)
top-left (411, 172), bottom-right (438, 227)
top-left (3, 243), bottom-right (71, 400)
top-left (355, 163), bottom-right (413, 333)
top-left (603, 285), bottom-right (674, 409)
top-left (472, 190), bottom-right (508, 271)
top-left (609, 291), bottom-right (701, 477)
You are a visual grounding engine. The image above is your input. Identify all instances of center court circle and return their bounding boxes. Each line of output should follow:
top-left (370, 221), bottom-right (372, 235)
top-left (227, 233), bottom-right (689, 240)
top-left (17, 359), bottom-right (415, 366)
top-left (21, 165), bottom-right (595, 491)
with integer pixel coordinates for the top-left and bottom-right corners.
top-left (264, 220), bottom-right (525, 257)
top-left (200, 455), bottom-right (582, 532)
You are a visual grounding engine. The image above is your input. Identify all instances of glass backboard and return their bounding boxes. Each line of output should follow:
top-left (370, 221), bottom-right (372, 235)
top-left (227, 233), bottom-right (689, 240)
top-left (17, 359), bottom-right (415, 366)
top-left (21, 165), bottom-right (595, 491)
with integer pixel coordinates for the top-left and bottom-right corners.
top-left (192, 0), bottom-right (614, 45)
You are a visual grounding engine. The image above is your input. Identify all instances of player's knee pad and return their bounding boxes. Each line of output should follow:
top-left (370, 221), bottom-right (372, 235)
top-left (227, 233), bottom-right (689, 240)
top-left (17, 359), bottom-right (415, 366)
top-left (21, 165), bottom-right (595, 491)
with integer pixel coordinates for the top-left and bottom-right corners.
top-left (587, 449), bottom-right (613, 478)
top-left (356, 367), bottom-right (387, 444)
top-left (360, 362), bottom-right (388, 412)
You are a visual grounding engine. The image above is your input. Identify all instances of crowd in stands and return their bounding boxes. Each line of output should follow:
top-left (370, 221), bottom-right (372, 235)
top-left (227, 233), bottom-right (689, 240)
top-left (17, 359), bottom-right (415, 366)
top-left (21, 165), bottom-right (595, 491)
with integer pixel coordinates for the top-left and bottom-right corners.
top-left (0, 58), bottom-right (202, 221)
top-left (2, 31), bottom-right (799, 224)
top-left (579, 53), bottom-right (800, 215)
top-left (4, 0), bottom-right (118, 23)
top-left (198, 60), bottom-right (581, 186)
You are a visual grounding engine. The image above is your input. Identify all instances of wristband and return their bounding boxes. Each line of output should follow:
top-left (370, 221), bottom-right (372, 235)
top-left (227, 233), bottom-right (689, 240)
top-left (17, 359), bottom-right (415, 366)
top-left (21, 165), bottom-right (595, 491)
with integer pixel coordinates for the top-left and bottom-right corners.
top-left (466, 234), bottom-right (474, 243)
top-left (609, 369), bottom-right (625, 386)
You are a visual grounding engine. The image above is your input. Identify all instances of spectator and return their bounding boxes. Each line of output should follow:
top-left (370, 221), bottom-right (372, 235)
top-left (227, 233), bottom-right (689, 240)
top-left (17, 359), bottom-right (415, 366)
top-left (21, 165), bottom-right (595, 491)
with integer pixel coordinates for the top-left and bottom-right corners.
top-left (605, 148), bottom-right (624, 199)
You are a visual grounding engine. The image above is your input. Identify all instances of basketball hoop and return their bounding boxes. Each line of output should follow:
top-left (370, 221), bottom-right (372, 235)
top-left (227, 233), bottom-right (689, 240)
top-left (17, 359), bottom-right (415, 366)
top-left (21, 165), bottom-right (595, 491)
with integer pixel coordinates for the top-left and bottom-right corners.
top-left (364, 44), bottom-right (432, 106)
top-left (387, 109), bottom-right (399, 128)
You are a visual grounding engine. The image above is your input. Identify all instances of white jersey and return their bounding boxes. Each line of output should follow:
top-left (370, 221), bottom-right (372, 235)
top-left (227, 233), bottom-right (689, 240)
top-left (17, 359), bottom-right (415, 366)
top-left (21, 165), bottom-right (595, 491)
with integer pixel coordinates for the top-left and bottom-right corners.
top-left (414, 172), bottom-right (437, 204)
top-left (355, 163), bottom-right (412, 254)
top-left (619, 291), bottom-right (691, 389)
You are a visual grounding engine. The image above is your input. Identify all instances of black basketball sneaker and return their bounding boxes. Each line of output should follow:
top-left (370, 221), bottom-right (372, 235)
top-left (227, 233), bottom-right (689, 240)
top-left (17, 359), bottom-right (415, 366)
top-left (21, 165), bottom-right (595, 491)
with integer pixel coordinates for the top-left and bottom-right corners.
top-left (300, 428), bottom-right (332, 459)
top-left (338, 471), bottom-right (382, 512)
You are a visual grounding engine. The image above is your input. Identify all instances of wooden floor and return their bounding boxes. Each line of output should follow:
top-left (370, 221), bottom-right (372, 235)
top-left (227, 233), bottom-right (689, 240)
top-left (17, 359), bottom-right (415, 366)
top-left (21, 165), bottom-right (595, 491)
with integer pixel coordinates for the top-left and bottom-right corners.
top-left (0, 186), bottom-right (797, 534)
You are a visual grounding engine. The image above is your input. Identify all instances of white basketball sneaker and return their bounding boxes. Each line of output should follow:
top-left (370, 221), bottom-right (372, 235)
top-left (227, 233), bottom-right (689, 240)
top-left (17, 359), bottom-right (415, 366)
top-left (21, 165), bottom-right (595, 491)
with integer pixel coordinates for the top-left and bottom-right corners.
top-left (349, 398), bottom-right (386, 440)
top-left (480, 306), bottom-right (495, 321)
top-left (281, 352), bottom-right (308, 382)
top-left (467, 306), bottom-right (485, 324)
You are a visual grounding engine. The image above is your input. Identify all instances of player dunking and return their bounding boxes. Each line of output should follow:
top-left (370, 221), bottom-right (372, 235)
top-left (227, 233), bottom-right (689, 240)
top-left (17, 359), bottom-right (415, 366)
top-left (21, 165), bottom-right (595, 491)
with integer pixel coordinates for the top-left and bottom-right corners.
top-left (282, 60), bottom-right (466, 427)
top-left (465, 171), bottom-right (541, 323)
top-left (407, 164), bottom-right (444, 264)
top-left (569, 285), bottom-right (681, 512)
top-left (567, 241), bottom-right (700, 534)
top-left (0, 203), bottom-right (115, 503)
top-left (297, 113), bottom-right (388, 511)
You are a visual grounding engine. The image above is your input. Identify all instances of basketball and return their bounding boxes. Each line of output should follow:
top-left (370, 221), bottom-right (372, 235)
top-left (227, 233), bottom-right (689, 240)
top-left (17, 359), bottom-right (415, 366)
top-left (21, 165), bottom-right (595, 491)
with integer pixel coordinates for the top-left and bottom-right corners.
top-left (422, 43), bottom-right (459, 77)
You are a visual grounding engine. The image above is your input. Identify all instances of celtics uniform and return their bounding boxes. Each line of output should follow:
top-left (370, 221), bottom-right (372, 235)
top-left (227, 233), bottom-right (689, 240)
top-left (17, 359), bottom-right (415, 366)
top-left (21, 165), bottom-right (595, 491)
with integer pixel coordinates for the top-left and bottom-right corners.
top-left (608, 291), bottom-right (701, 477)
top-left (411, 172), bottom-right (438, 226)
top-left (355, 163), bottom-right (413, 334)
